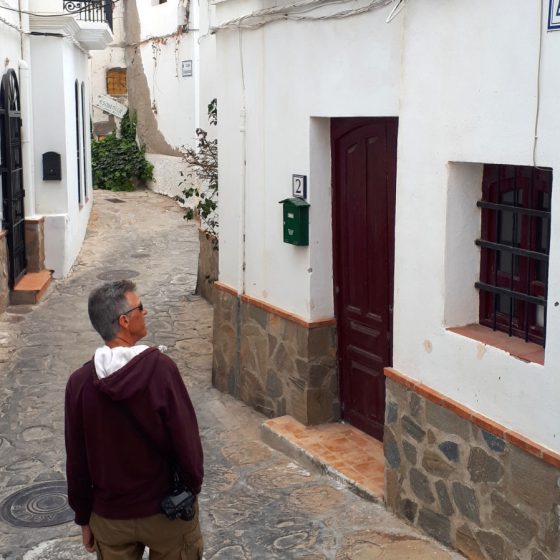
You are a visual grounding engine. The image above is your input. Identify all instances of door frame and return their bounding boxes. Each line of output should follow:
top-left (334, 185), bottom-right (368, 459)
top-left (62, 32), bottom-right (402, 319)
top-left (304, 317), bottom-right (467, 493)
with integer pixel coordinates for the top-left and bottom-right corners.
top-left (0, 68), bottom-right (26, 289)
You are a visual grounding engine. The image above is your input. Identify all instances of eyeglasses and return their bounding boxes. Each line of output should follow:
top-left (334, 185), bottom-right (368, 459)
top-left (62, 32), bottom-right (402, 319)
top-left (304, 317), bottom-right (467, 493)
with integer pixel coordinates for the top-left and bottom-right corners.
top-left (114, 302), bottom-right (144, 322)
top-left (123, 303), bottom-right (143, 315)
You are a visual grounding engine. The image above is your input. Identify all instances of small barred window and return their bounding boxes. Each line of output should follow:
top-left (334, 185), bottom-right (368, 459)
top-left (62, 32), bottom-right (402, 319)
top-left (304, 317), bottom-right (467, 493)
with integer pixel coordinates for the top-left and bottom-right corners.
top-left (476, 164), bottom-right (552, 346)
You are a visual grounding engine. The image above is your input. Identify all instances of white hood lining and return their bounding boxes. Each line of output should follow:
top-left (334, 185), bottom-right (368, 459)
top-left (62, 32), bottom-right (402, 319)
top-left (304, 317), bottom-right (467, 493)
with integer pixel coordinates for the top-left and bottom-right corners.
top-left (94, 345), bottom-right (150, 379)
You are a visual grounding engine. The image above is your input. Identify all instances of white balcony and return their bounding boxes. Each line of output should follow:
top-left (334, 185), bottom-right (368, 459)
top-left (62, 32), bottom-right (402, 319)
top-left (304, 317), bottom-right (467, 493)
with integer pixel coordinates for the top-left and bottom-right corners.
top-left (28, 0), bottom-right (114, 51)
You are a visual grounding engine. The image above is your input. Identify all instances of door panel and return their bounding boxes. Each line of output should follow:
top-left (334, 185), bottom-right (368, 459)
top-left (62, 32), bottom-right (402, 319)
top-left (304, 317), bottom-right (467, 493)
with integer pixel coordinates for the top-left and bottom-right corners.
top-left (0, 70), bottom-right (26, 287)
top-left (332, 117), bottom-right (397, 440)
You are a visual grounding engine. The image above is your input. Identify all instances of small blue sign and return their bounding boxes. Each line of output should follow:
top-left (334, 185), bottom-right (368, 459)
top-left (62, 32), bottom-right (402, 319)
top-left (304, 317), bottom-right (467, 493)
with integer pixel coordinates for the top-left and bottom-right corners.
top-left (548, 0), bottom-right (560, 31)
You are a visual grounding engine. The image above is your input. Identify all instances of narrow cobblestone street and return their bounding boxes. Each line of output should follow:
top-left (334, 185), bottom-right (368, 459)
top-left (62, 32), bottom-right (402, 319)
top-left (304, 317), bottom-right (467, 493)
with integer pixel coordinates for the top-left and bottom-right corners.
top-left (0, 190), bottom-right (462, 559)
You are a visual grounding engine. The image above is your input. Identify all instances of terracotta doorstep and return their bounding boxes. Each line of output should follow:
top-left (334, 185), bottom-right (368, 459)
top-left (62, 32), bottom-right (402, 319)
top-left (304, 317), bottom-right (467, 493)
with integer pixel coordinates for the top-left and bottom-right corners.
top-left (263, 415), bottom-right (385, 499)
top-left (13, 270), bottom-right (51, 291)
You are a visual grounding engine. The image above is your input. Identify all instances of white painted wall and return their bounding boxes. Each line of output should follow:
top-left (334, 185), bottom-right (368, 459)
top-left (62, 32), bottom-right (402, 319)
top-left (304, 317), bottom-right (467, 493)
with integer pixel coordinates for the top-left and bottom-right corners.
top-left (89, 0), bottom-right (216, 203)
top-left (31, 37), bottom-right (68, 216)
top-left (30, 33), bottom-right (93, 276)
top-left (133, 0), bottom-right (216, 191)
top-left (392, 0), bottom-right (560, 452)
top-left (147, 154), bottom-right (190, 198)
top-left (137, 0), bottom-right (188, 39)
top-left (90, 0), bottom-right (127, 129)
top-left (215, 0), bottom-right (560, 452)
top-left (0, 4), bottom-right (107, 281)
top-left (216, 2), bottom-right (401, 316)
top-left (198, 0), bottom-right (216, 135)
top-left (133, 0), bottom-right (199, 151)
top-left (137, 36), bottom-right (197, 149)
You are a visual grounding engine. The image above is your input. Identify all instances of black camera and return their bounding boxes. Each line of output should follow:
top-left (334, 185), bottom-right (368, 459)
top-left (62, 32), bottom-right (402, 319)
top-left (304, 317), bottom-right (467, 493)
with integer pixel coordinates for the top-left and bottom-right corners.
top-left (161, 486), bottom-right (196, 521)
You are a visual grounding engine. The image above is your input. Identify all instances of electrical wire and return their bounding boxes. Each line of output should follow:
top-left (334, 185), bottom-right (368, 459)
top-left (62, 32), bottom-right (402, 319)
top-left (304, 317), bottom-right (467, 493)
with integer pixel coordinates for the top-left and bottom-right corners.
top-left (210, 0), bottom-right (397, 32)
top-left (533, 0), bottom-right (544, 168)
top-left (0, 1), bottom-right (117, 18)
top-left (385, 0), bottom-right (406, 23)
top-left (0, 13), bottom-right (23, 33)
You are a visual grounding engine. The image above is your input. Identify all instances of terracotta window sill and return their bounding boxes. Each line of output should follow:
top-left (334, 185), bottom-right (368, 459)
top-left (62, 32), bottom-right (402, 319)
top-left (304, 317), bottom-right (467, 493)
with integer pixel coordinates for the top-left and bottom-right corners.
top-left (448, 324), bottom-right (544, 365)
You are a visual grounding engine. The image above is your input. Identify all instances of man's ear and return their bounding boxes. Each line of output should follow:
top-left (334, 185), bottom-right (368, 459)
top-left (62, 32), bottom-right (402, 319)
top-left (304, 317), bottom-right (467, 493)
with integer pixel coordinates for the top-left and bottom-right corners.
top-left (118, 314), bottom-right (130, 331)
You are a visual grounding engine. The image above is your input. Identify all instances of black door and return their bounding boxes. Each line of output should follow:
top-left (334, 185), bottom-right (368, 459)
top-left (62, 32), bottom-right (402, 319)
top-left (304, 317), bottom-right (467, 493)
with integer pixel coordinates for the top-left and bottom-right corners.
top-left (331, 117), bottom-right (398, 440)
top-left (1, 69), bottom-right (26, 288)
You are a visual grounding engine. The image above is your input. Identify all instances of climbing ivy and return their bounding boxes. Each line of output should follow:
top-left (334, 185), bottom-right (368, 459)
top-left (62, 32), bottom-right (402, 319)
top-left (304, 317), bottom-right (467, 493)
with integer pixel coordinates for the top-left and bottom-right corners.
top-left (92, 111), bottom-right (154, 192)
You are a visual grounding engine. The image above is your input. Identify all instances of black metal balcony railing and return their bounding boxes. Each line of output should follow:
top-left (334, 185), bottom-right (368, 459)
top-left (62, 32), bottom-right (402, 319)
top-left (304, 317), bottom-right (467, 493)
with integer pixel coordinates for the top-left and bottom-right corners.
top-left (63, 1), bottom-right (113, 31)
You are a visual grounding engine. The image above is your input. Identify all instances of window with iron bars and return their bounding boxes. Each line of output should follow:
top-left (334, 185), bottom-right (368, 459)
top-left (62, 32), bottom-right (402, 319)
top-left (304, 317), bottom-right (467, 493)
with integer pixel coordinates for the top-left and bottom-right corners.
top-left (106, 68), bottom-right (127, 97)
top-left (476, 164), bottom-right (552, 346)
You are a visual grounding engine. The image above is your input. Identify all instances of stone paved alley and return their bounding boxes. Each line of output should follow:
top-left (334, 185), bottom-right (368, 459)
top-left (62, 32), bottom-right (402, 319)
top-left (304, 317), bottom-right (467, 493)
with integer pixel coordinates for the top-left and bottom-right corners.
top-left (0, 190), bottom-right (463, 559)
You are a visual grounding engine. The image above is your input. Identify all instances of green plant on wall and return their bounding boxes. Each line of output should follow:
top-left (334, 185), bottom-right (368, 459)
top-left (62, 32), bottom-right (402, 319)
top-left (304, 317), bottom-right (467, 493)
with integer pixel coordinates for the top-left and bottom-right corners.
top-left (92, 111), bottom-right (154, 191)
top-left (177, 99), bottom-right (218, 238)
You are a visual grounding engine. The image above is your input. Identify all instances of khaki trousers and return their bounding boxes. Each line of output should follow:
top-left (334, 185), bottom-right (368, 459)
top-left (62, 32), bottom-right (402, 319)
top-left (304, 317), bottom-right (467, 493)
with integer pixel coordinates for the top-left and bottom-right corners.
top-left (89, 505), bottom-right (203, 560)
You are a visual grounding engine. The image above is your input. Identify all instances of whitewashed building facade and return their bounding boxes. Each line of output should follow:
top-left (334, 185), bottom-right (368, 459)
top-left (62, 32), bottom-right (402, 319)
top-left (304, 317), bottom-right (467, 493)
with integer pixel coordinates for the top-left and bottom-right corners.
top-left (0, 0), bottom-right (113, 312)
top-left (90, 0), bottom-right (216, 199)
top-left (211, 0), bottom-right (560, 557)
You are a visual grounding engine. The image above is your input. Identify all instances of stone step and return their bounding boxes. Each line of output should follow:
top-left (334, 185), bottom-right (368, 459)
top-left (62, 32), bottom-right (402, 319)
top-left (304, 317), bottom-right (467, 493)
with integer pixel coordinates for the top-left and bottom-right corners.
top-left (10, 270), bottom-right (52, 305)
top-left (260, 414), bottom-right (385, 503)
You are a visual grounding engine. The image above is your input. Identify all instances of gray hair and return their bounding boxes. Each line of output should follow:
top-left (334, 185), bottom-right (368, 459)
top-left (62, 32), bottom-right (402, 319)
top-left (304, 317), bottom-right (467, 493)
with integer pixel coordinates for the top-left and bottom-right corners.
top-left (88, 280), bottom-right (137, 341)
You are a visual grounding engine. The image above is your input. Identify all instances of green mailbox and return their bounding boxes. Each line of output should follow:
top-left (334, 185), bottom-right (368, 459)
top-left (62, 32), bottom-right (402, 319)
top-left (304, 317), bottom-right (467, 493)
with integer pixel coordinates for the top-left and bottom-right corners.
top-left (279, 197), bottom-right (310, 246)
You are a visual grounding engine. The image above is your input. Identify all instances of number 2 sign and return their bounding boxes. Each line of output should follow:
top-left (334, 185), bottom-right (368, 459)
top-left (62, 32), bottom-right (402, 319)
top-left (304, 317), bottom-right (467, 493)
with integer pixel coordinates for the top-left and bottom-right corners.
top-left (292, 174), bottom-right (307, 200)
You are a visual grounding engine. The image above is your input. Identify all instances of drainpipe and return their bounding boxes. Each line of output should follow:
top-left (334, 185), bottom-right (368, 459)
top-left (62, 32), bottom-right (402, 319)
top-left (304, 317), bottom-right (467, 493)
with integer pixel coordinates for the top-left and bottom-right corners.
top-left (18, 0), bottom-right (36, 218)
top-left (239, 106), bottom-right (247, 295)
top-left (192, 0), bottom-right (200, 133)
top-left (238, 29), bottom-right (247, 295)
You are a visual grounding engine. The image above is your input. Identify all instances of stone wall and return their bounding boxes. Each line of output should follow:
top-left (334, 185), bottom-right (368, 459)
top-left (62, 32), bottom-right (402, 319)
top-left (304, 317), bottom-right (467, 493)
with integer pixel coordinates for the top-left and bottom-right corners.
top-left (213, 285), bottom-right (339, 425)
top-left (196, 230), bottom-right (218, 304)
top-left (24, 218), bottom-right (45, 273)
top-left (385, 376), bottom-right (560, 560)
top-left (0, 232), bottom-right (8, 314)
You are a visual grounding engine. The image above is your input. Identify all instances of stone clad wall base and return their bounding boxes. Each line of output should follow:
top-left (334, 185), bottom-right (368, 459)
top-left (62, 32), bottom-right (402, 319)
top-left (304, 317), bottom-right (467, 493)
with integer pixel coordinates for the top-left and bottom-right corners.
top-left (385, 377), bottom-right (560, 559)
top-left (24, 218), bottom-right (45, 273)
top-left (0, 232), bottom-right (8, 313)
top-left (196, 230), bottom-right (218, 304)
top-left (212, 287), bottom-right (339, 424)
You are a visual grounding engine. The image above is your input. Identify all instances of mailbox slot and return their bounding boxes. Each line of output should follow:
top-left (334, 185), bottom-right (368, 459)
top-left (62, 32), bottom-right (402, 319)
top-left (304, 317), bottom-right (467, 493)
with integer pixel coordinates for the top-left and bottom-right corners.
top-left (42, 152), bottom-right (61, 181)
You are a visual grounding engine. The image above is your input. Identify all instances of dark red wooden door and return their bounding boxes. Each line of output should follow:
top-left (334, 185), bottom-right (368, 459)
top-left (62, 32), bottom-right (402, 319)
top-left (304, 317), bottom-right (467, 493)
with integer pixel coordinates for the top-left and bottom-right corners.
top-left (331, 117), bottom-right (397, 440)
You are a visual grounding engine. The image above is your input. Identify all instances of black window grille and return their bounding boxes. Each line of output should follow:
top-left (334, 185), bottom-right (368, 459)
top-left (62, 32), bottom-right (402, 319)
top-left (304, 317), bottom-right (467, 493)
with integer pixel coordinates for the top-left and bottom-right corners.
top-left (63, 1), bottom-right (113, 31)
top-left (476, 164), bottom-right (552, 346)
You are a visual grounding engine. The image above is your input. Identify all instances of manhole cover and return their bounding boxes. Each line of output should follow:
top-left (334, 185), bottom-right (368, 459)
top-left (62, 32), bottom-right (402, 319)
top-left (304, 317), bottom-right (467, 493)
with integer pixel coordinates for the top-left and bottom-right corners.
top-left (106, 198), bottom-right (125, 203)
top-left (0, 481), bottom-right (73, 527)
top-left (97, 269), bottom-right (140, 281)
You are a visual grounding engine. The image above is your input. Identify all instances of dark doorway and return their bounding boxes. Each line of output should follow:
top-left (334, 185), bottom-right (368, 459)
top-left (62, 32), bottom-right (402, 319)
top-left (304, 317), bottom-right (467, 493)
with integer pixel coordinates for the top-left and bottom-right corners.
top-left (331, 117), bottom-right (398, 440)
top-left (0, 69), bottom-right (26, 288)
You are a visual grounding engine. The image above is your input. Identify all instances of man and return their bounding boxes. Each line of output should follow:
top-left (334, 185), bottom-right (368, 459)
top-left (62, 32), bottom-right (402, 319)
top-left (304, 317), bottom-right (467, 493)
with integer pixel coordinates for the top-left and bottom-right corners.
top-left (65, 280), bottom-right (204, 560)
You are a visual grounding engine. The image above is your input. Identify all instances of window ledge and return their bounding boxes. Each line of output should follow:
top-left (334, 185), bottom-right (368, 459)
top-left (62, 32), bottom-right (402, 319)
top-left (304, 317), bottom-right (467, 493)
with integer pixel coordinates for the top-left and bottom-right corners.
top-left (448, 324), bottom-right (544, 365)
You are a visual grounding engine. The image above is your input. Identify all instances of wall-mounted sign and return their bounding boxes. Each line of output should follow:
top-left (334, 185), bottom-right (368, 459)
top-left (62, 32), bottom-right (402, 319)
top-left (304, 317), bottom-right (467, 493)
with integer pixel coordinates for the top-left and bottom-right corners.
top-left (182, 60), bottom-right (193, 77)
top-left (292, 174), bottom-right (307, 199)
top-left (94, 94), bottom-right (127, 118)
top-left (548, 0), bottom-right (560, 30)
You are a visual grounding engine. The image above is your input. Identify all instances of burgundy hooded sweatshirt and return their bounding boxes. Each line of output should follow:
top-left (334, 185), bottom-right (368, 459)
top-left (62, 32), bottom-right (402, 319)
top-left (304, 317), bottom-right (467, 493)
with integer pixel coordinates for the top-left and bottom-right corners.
top-left (64, 347), bottom-right (203, 525)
